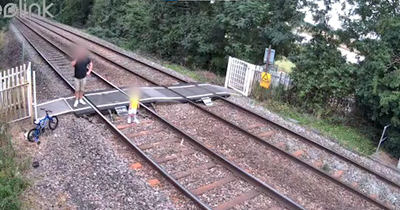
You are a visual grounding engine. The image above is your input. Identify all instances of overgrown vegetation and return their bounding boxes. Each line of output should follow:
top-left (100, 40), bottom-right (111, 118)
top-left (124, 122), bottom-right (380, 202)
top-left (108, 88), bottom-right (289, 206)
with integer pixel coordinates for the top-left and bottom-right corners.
top-left (340, 0), bottom-right (400, 157)
top-left (0, 123), bottom-right (28, 210)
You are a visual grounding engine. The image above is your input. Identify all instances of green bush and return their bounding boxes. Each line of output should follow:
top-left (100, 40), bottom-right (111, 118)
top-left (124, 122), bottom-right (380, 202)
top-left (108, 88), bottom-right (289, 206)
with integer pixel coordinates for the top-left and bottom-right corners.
top-left (383, 129), bottom-right (400, 158)
top-left (0, 124), bottom-right (28, 210)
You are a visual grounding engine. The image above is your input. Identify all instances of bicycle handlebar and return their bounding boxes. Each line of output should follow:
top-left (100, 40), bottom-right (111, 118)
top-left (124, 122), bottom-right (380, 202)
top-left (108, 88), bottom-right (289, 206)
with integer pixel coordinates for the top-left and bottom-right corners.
top-left (40, 108), bottom-right (53, 113)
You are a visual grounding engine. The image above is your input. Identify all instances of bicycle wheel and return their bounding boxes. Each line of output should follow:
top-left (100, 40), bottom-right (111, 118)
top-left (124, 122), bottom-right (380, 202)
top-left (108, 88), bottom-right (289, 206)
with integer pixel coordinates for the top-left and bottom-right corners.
top-left (49, 116), bottom-right (59, 130)
top-left (27, 128), bottom-right (38, 142)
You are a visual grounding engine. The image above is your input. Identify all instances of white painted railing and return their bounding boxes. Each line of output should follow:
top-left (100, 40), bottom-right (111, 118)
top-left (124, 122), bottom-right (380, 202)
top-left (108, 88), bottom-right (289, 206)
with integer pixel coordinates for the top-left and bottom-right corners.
top-left (0, 62), bottom-right (34, 123)
top-left (225, 57), bottom-right (291, 96)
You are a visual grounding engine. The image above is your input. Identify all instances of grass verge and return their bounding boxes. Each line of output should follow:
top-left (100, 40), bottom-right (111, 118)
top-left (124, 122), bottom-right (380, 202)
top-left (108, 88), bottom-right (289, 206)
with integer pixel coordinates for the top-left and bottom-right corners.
top-left (265, 100), bottom-right (376, 156)
top-left (0, 123), bottom-right (28, 210)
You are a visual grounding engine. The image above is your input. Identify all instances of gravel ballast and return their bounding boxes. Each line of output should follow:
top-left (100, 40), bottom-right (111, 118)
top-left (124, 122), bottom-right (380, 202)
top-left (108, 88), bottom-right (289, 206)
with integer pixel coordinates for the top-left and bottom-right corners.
top-left (205, 100), bottom-right (400, 208)
top-left (156, 103), bottom-right (384, 209)
top-left (113, 111), bottom-right (284, 209)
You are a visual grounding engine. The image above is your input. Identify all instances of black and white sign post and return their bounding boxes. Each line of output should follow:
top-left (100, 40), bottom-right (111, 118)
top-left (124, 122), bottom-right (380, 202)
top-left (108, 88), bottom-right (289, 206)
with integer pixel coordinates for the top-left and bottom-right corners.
top-left (376, 124), bottom-right (391, 154)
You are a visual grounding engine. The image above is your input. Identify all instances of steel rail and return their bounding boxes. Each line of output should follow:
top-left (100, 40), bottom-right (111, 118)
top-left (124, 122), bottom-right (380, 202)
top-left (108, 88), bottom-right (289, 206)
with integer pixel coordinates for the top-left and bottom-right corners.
top-left (23, 16), bottom-right (394, 210)
top-left (14, 18), bottom-right (306, 210)
top-left (28, 15), bottom-right (400, 189)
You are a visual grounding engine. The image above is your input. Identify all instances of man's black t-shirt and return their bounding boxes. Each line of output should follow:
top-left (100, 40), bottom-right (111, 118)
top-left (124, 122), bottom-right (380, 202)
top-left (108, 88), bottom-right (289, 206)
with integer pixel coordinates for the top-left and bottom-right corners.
top-left (74, 57), bottom-right (91, 79)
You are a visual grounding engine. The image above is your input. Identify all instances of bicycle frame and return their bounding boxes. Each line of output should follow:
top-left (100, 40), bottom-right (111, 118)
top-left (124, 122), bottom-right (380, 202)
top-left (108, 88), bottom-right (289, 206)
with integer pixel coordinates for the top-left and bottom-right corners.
top-left (32, 114), bottom-right (51, 140)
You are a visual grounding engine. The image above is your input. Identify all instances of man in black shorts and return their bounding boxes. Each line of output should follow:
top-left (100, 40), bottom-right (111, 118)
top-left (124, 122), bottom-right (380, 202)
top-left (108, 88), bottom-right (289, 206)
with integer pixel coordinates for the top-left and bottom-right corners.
top-left (71, 47), bottom-right (93, 107)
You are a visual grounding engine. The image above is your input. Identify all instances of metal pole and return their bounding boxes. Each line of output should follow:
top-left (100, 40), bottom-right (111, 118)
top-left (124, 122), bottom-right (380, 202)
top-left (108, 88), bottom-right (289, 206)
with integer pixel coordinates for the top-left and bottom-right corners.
top-left (22, 38), bottom-right (25, 64)
top-left (26, 63), bottom-right (33, 123)
top-left (376, 125), bottom-right (391, 153)
top-left (266, 45), bottom-right (272, 72)
top-left (33, 70), bottom-right (37, 120)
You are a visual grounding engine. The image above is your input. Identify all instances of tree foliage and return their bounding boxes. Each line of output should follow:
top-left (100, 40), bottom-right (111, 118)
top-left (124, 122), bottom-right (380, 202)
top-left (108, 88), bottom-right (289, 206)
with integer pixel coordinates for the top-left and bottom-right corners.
top-left (341, 0), bottom-right (400, 156)
top-left (85, 0), bottom-right (306, 73)
top-left (289, 1), bottom-right (355, 114)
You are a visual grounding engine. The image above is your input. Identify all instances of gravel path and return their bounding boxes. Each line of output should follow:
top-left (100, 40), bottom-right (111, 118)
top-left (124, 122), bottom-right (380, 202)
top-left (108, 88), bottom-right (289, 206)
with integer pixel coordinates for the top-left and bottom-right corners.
top-left (11, 115), bottom-right (176, 210)
top-left (156, 103), bottom-right (384, 210)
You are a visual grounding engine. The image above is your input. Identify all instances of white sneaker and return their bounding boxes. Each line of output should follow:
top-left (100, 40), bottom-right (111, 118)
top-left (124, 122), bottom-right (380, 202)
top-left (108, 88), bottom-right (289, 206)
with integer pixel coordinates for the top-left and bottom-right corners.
top-left (127, 118), bottom-right (132, 124)
top-left (73, 100), bottom-right (79, 107)
top-left (79, 99), bottom-right (86, 105)
top-left (134, 119), bottom-right (140, 124)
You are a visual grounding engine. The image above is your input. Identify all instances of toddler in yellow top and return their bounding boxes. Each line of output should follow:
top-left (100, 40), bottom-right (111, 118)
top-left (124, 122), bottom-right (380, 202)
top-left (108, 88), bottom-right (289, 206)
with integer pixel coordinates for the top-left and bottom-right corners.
top-left (128, 87), bottom-right (140, 124)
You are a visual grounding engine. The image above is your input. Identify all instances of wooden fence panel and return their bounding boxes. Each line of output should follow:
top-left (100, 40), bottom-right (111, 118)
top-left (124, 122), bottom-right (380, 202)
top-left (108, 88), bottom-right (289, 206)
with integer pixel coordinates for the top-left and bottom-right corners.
top-left (0, 63), bottom-right (32, 123)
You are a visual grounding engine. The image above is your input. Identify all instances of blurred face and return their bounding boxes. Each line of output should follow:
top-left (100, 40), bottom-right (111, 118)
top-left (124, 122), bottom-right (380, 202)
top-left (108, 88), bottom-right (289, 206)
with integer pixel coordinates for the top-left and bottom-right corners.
top-left (75, 47), bottom-right (87, 59)
top-left (130, 87), bottom-right (140, 96)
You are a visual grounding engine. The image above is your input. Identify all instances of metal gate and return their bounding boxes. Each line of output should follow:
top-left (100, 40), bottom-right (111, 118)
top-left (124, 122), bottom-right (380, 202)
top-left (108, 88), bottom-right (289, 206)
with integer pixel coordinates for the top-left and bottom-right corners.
top-left (0, 62), bottom-right (34, 123)
top-left (225, 56), bottom-right (292, 96)
top-left (224, 56), bottom-right (256, 96)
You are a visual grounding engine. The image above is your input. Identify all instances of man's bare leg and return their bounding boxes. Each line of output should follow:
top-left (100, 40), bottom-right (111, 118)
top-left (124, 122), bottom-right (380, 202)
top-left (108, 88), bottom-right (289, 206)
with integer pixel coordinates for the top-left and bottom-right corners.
top-left (79, 91), bottom-right (86, 105)
top-left (74, 91), bottom-right (79, 107)
top-left (75, 91), bottom-right (79, 100)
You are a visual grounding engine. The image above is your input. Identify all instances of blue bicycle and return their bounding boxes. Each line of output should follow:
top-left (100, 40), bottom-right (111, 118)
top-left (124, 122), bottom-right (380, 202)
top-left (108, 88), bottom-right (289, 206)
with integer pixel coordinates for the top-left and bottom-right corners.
top-left (27, 108), bottom-right (59, 144)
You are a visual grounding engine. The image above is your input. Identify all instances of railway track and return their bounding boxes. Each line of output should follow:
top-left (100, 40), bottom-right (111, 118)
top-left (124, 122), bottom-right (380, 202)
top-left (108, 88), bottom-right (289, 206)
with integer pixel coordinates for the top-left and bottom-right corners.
top-left (18, 15), bottom-right (400, 209)
top-left (13, 17), bottom-right (306, 210)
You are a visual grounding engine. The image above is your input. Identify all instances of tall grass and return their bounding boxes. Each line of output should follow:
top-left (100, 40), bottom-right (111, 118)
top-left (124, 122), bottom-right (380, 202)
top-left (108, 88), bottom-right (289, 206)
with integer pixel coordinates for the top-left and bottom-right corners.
top-left (0, 123), bottom-right (28, 210)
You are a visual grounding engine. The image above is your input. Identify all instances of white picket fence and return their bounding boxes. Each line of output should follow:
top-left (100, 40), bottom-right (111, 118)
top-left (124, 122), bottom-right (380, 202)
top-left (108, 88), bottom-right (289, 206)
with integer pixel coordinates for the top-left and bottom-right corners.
top-left (225, 56), bottom-right (291, 96)
top-left (0, 62), bottom-right (35, 123)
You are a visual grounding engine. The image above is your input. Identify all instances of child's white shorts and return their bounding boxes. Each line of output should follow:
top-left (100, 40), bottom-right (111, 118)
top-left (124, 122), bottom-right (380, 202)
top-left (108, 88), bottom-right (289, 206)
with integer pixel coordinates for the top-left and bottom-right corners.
top-left (128, 109), bottom-right (137, 115)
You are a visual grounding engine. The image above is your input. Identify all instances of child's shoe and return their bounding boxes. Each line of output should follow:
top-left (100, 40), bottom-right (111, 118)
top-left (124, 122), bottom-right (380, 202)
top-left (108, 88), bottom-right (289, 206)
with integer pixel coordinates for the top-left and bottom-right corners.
top-left (127, 118), bottom-right (132, 124)
top-left (134, 119), bottom-right (140, 124)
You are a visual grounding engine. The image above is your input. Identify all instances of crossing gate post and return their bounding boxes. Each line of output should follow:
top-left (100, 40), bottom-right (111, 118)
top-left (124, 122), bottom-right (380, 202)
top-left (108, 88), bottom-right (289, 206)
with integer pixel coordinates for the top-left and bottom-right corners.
top-left (33, 69), bottom-right (37, 121)
top-left (225, 56), bottom-right (233, 88)
top-left (26, 63), bottom-right (34, 123)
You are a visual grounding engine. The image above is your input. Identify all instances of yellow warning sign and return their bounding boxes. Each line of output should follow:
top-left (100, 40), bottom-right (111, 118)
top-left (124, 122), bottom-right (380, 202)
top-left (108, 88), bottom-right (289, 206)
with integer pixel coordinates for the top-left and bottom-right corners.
top-left (260, 72), bottom-right (271, 89)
